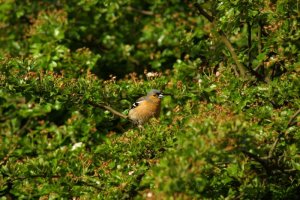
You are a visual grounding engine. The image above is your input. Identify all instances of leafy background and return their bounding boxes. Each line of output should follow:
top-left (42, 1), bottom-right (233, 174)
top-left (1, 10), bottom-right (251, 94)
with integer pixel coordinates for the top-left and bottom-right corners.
top-left (0, 0), bottom-right (299, 199)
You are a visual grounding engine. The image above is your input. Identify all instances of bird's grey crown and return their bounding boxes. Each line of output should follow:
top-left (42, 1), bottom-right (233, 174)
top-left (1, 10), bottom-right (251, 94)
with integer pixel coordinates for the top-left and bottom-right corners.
top-left (147, 89), bottom-right (162, 96)
top-left (131, 89), bottom-right (163, 109)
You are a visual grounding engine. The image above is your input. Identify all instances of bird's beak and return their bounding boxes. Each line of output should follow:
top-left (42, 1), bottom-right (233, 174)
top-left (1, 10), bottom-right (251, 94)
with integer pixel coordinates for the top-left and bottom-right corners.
top-left (158, 93), bottom-right (164, 99)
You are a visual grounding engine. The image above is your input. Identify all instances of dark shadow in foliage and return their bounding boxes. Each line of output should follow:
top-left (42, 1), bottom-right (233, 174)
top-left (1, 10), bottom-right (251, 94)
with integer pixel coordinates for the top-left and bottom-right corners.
top-left (44, 107), bottom-right (72, 126)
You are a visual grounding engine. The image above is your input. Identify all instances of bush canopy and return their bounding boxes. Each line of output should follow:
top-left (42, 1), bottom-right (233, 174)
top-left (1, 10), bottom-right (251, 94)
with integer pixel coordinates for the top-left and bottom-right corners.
top-left (0, 0), bottom-right (299, 199)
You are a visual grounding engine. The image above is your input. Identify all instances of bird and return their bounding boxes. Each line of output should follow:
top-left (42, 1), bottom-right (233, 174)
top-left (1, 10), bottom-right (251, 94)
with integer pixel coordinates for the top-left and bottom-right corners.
top-left (128, 89), bottom-right (164, 125)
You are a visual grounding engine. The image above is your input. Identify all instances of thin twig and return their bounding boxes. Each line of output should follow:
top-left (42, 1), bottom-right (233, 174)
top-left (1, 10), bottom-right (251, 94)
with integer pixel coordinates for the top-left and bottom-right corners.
top-left (242, 109), bottom-right (300, 176)
top-left (6, 174), bottom-right (103, 191)
top-left (193, 3), bottom-right (247, 78)
top-left (14, 118), bottom-right (31, 135)
top-left (193, 3), bottom-right (214, 22)
top-left (219, 36), bottom-right (246, 77)
top-left (126, 6), bottom-right (154, 16)
top-left (247, 21), bottom-right (252, 69)
top-left (0, 115), bottom-right (14, 122)
top-left (75, 180), bottom-right (103, 191)
top-left (241, 150), bottom-right (270, 174)
top-left (256, 19), bottom-right (265, 77)
top-left (0, 145), bottom-right (18, 167)
top-left (257, 21), bottom-right (262, 54)
top-left (86, 100), bottom-right (128, 119)
top-left (287, 109), bottom-right (300, 127)
top-left (267, 135), bottom-right (281, 159)
top-left (267, 109), bottom-right (300, 159)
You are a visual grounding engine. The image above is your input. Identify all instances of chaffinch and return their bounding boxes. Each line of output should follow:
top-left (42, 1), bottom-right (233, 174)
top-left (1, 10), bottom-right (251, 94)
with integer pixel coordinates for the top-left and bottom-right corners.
top-left (128, 89), bottom-right (164, 125)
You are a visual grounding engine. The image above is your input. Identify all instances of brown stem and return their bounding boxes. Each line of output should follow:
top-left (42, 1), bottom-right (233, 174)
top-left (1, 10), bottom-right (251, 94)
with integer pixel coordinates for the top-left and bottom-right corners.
top-left (267, 109), bottom-right (300, 159)
top-left (258, 20), bottom-right (262, 55)
top-left (0, 145), bottom-right (18, 167)
top-left (241, 150), bottom-right (271, 174)
top-left (219, 35), bottom-right (246, 77)
top-left (86, 100), bottom-right (128, 119)
top-left (193, 3), bottom-right (246, 78)
top-left (126, 6), bottom-right (154, 16)
top-left (257, 19), bottom-right (264, 75)
top-left (193, 3), bottom-right (214, 22)
top-left (247, 21), bottom-right (252, 69)
top-left (11, 174), bottom-right (103, 190)
top-left (242, 109), bottom-right (300, 176)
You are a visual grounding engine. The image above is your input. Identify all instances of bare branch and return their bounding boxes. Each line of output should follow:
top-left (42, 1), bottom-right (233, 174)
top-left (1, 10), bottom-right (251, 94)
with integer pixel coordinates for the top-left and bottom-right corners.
top-left (247, 21), bottom-right (252, 69)
top-left (0, 145), bottom-right (17, 167)
top-left (193, 3), bottom-right (246, 78)
top-left (219, 35), bottom-right (246, 77)
top-left (241, 150), bottom-right (270, 174)
top-left (86, 100), bottom-right (128, 119)
top-left (258, 20), bottom-right (263, 55)
top-left (267, 109), bottom-right (300, 159)
top-left (287, 109), bottom-right (300, 126)
top-left (126, 6), bottom-right (153, 16)
top-left (193, 3), bottom-right (214, 22)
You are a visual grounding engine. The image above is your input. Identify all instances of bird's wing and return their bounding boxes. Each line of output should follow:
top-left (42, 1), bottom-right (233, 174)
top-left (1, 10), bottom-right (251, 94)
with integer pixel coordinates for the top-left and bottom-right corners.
top-left (131, 96), bottom-right (145, 109)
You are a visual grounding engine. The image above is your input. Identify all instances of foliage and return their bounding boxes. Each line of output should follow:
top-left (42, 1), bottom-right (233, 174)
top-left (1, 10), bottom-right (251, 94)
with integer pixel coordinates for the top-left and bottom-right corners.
top-left (0, 0), bottom-right (299, 199)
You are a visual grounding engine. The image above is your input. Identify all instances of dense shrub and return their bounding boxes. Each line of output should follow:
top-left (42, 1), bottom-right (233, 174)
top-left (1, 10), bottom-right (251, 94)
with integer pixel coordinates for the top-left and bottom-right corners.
top-left (0, 0), bottom-right (299, 199)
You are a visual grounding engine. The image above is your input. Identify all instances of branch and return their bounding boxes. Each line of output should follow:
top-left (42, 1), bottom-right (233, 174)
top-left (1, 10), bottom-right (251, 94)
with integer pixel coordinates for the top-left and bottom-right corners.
top-left (5, 174), bottom-right (103, 191)
top-left (253, 18), bottom-right (268, 81)
top-left (241, 150), bottom-right (270, 174)
top-left (241, 109), bottom-right (300, 176)
top-left (14, 118), bottom-right (32, 135)
top-left (126, 6), bottom-right (154, 16)
top-left (267, 133), bottom-right (282, 159)
top-left (193, 3), bottom-right (214, 22)
top-left (0, 121), bottom-right (29, 166)
top-left (86, 100), bottom-right (128, 119)
top-left (247, 21), bottom-right (252, 69)
top-left (193, 3), bottom-right (247, 78)
top-left (0, 145), bottom-right (17, 167)
top-left (219, 36), bottom-right (246, 77)
top-left (257, 20), bottom-right (262, 54)
top-left (287, 109), bottom-right (300, 127)
top-left (75, 180), bottom-right (103, 191)
top-left (267, 109), bottom-right (300, 158)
